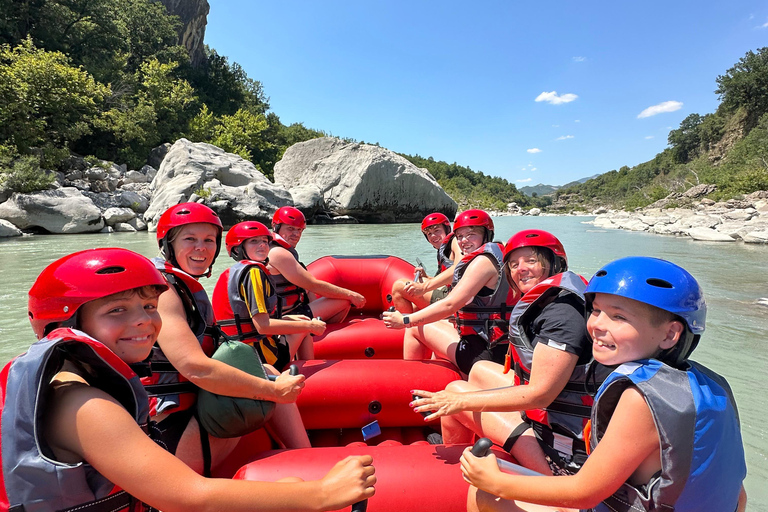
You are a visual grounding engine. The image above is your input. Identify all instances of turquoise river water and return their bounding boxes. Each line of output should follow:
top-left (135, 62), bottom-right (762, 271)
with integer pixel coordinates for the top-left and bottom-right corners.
top-left (1, 215), bottom-right (766, 509)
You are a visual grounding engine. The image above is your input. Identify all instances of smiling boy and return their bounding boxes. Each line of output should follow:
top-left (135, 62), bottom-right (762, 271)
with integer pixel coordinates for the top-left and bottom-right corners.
top-left (461, 256), bottom-right (747, 512)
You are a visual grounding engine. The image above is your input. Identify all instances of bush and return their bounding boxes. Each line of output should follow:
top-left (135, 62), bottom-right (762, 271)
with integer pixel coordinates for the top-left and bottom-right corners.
top-left (0, 147), bottom-right (56, 193)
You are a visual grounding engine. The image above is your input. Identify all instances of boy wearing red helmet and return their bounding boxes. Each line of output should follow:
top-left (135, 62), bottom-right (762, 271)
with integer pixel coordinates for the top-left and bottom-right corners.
top-left (0, 248), bottom-right (375, 512)
top-left (390, 212), bottom-right (461, 313)
top-left (384, 210), bottom-right (514, 376)
top-left (213, 221), bottom-right (325, 366)
top-left (268, 206), bottom-right (366, 324)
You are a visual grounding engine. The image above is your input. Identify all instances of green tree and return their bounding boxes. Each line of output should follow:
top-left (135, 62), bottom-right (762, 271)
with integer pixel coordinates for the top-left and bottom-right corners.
top-left (716, 47), bottom-right (768, 127)
top-left (0, 38), bottom-right (107, 167)
top-left (668, 113), bottom-right (702, 163)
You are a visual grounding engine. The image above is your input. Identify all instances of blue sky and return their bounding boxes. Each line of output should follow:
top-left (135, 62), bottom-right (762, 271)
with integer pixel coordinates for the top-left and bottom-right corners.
top-left (206, 1), bottom-right (768, 186)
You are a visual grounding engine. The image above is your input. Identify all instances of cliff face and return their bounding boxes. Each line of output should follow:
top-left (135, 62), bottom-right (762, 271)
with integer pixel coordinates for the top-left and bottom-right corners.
top-left (158, 0), bottom-right (210, 67)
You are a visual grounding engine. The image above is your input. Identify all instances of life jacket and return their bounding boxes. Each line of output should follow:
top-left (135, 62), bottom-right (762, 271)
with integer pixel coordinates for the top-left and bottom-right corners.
top-left (588, 359), bottom-right (746, 512)
top-left (452, 242), bottom-right (516, 348)
top-left (437, 232), bottom-right (456, 275)
top-left (212, 261), bottom-right (284, 366)
top-left (137, 258), bottom-right (218, 416)
top-left (268, 234), bottom-right (310, 316)
top-left (507, 271), bottom-right (609, 462)
top-left (0, 328), bottom-right (154, 512)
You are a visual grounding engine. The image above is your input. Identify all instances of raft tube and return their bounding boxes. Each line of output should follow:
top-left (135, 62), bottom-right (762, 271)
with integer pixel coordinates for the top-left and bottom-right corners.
top-left (308, 255), bottom-right (415, 359)
top-left (234, 443), bottom-right (514, 512)
top-left (295, 359), bottom-right (461, 429)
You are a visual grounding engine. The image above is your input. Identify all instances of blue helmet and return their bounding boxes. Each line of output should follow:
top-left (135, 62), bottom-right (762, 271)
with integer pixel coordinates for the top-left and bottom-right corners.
top-left (586, 257), bottom-right (706, 364)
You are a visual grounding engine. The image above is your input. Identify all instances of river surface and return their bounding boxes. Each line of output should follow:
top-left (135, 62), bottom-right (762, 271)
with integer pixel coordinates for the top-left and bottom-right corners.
top-left (1, 215), bottom-right (767, 509)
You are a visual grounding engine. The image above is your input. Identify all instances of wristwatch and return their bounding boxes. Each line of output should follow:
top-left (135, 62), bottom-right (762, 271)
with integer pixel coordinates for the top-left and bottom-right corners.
top-left (403, 315), bottom-right (410, 325)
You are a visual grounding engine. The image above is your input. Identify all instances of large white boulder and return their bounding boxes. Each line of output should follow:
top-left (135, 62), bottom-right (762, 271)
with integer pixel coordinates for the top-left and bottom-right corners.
top-left (0, 188), bottom-right (104, 233)
top-left (144, 139), bottom-right (292, 229)
top-left (274, 138), bottom-right (457, 222)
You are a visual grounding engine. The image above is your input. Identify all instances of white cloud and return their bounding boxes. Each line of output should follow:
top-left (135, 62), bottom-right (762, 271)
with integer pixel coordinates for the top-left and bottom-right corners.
top-left (531, 167), bottom-right (537, 171)
top-left (552, 124), bottom-right (560, 128)
top-left (521, 167), bottom-right (527, 171)
top-left (574, 119), bottom-right (580, 123)
top-left (527, 148), bottom-right (542, 154)
top-left (762, 20), bottom-right (768, 28)
top-left (556, 135), bottom-right (574, 140)
top-left (572, 56), bottom-right (586, 62)
top-left (637, 101), bottom-right (683, 118)
top-left (645, 135), bottom-right (654, 139)
top-left (535, 91), bottom-right (578, 105)
top-left (516, 178), bottom-right (533, 183)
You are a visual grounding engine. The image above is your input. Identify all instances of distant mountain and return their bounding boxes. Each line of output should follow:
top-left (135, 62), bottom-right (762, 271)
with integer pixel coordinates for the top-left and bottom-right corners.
top-left (519, 174), bottom-right (600, 197)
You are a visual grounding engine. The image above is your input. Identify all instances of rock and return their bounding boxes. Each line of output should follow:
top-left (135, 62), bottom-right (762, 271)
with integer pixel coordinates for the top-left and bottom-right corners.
top-left (148, 144), bottom-right (171, 170)
top-left (700, 198), bottom-right (715, 206)
top-left (100, 225), bottom-right (114, 233)
top-left (273, 138), bottom-right (457, 223)
top-left (288, 184), bottom-right (325, 217)
top-left (124, 170), bottom-right (148, 184)
top-left (84, 167), bottom-right (108, 181)
top-left (722, 208), bottom-right (756, 222)
top-left (743, 230), bottom-right (768, 244)
top-left (682, 184), bottom-right (717, 198)
top-left (127, 217), bottom-right (147, 231)
top-left (144, 138), bottom-right (292, 229)
top-left (592, 207), bottom-right (608, 215)
top-left (103, 207), bottom-right (136, 226)
top-left (592, 216), bottom-right (617, 229)
top-left (527, 208), bottom-right (541, 216)
top-left (686, 227), bottom-right (736, 242)
top-left (158, 0), bottom-right (210, 67)
top-left (684, 214), bottom-right (721, 229)
top-left (141, 165), bottom-right (158, 182)
top-left (0, 218), bottom-right (22, 237)
top-left (0, 188), bottom-right (104, 233)
top-left (118, 190), bottom-right (149, 213)
top-left (113, 222), bottom-right (137, 232)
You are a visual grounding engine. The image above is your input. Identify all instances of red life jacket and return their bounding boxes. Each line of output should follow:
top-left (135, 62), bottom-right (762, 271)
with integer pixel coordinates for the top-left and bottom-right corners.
top-left (452, 242), bottom-right (517, 348)
top-left (0, 328), bottom-right (155, 512)
top-left (268, 234), bottom-right (310, 316)
top-left (212, 261), bottom-right (284, 366)
top-left (138, 259), bottom-right (218, 416)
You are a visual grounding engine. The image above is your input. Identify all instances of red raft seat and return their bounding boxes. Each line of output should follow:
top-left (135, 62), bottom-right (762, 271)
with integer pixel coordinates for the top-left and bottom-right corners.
top-left (308, 255), bottom-right (416, 359)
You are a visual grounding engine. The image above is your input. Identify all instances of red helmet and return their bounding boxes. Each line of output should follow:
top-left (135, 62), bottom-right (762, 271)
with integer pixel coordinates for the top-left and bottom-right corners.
top-left (272, 206), bottom-right (306, 230)
top-left (156, 202), bottom-right (223, 275)
top-left (226, 221), bottom-right (273, 261)
top-left (28, 248), bottom-right (168, 339)
top-left (453, 209), bottom-right (494, 242)
top-left (421, 213), bottom-right (451, 239)
top-left (503, 229), bottom-right (568, 273)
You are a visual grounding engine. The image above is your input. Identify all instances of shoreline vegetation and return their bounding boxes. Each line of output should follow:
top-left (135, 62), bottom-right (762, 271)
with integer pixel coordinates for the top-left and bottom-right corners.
top-left (0, 1), bottom-right (767, 242)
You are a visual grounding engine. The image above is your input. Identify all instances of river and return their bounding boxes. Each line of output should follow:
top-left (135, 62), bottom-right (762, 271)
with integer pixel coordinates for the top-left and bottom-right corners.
top-left (1, 215), bottom-right (766, 510)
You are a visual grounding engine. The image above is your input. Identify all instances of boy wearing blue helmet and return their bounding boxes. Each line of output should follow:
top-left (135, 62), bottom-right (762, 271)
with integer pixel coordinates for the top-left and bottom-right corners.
top-left (461, 256), bottom-right (747, 512)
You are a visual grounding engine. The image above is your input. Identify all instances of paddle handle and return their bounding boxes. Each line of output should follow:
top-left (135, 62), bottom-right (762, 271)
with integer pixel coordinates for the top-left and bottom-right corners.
top-left (352, 500), bottom-right (367, 512)
top-left (470, 438), bottom-right (544, 477)
top-left (267, 364), bottom-right (299, 381)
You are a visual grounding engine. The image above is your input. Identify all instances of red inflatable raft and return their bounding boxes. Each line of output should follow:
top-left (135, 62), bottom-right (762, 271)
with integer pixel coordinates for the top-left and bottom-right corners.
top-left (309, 255), bottom-right (416, 359)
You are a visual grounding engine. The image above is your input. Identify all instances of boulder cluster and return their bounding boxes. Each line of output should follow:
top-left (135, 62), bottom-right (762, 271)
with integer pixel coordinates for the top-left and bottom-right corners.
top-left (0, 137), bottom-right (457, 237)
top-left (585, 187), bottom-right (768, 244)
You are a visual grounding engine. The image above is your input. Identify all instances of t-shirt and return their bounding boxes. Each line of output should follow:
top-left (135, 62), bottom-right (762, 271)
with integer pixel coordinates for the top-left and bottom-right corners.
top-left (523, 294), bottom-right (592, 365)
top-left (240, 266), bottom-right (284, 366)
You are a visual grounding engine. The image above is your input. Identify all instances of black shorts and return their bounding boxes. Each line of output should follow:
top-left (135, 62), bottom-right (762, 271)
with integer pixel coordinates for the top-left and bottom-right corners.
top-left (272, 335), bottom-right (292, 372)
top-left (284, 301), bottom-right (313, 319)
top-left (429, 286), bottom-right (450, 304)
top-left (454, 335), bottom-right (508, 375)
top-left (149, 407), bottom-right (194, 455)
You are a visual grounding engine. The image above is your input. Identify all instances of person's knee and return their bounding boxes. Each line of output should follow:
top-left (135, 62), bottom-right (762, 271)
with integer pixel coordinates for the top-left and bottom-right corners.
top-left (446, 380), bottom-right (475, 393)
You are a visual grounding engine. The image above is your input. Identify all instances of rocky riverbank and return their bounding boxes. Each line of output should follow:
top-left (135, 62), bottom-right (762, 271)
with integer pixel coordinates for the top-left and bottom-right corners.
top-left (0, 137), bottom-right (457, 237)
top-left (584, 185), bottom-right (768, 244)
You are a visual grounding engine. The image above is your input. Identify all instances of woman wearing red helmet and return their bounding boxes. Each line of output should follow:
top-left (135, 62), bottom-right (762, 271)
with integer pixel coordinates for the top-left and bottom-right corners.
top-left (152, 203), bottom-right (308, 475)
top-left (213, 221), bottom-right (325, 365)
top-left (268, 206), bottom-right (366, 324)
top-left (384, 209), bottom-right (515, 376)
top-left (1, 248), bottom-right (375, 512)
top-left (411, 230), bottom-right (605, 477)
top-left (389, 212), bottom-right (461, 313)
